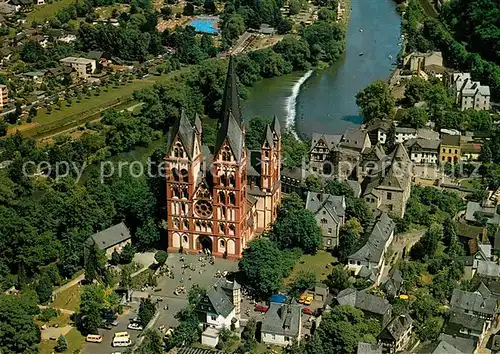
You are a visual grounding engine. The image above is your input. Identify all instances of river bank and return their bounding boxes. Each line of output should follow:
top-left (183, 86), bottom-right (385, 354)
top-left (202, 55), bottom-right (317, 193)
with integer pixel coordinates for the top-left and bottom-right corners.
top-left (243, 0), bottom-right (402, 138)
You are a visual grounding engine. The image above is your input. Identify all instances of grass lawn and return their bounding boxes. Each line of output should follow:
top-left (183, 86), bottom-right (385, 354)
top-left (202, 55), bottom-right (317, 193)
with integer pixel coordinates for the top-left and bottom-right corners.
top-left (39, 328), bottom-right (85, 354)
top-left (285, 250), bottom-right (336, 285)
top-left (460, 178), bottom-right (479, 189)
top-left (26, 0), bottom-right (76, 24)
top-left (36, 312), bottom-right (73, 327)
top-left (51, 285), bottom-right (82, 312)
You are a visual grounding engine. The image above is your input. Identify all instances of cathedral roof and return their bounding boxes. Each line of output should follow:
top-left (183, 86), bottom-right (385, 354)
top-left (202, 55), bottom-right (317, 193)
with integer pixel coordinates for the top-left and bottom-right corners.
top-left (215, 56), bottom-right (244, 162)
top-left (264, 124), bottom-right (274, 147)
top-left (166, 109), bottom-right (196, 160)
top-left (272, 115), bottom-right (281, 137)
top-left (195, 113), bottom-right (202, 134)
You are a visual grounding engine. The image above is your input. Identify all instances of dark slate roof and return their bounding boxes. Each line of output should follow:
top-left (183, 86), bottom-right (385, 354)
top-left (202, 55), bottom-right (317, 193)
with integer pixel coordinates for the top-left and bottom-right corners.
top-left (450, 289), bottom-right (496, 316)
top-left (281, 166), bottom-right (311, 181)
top-left (263, 124), bottom-right (274, 147)
top-left (215, 278), bottom-right (240, 291)
top-left (379, 314), bottom-right (413, 341)
top-left (272, 115), bottom-right (281, 137)
top-left (429, 341), bottom-right (466, 354)
top-left (365, 119), bottom-right (392, 132)
top-left (442, 134), bottom-right (460, 146)
top-left (438, 333), bottom-right (477, 354)
top-left (311, 133), bottom-right (342, 150)
top-left (178, 110), bottom-right (196, 160)
top-left (383, 269), bottom-right (403, 297)
top-left (214, 56), bottom-right (245, 162)
top-left (261, 302), bottom-right (301, 337)
top-left (340, 128), bottom-right (368, 151)
top-left (215, 111), bottom-right (244, 163)
top-left (305, 192), bottom-right (345, 223)
top-left (195, 113), bottom-right (202, 134)
top-left (404, 138), bottom-right (440, 151)
top-left (198, 285), bottom-right (234, 318)
top-left (87, 222), bottom-right (131, 250)
top-left (357, 342), bottom-right (382, 354)
top-left (337, 288), bottom-right (391, 316)
top-left (355, 291), bottom-right (392, 316)
top-left (178, 348), bottom-right (225, 354)
top-left (349, 212), bottom-right (395, 263)
top-left (449, 310), bottom-right (485, 332)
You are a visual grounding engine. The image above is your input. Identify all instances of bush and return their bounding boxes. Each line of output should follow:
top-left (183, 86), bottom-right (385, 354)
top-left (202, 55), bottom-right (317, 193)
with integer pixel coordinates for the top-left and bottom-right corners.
top-left (38, 308), bottom-right (58, 322)
top-left (154, 250), bottom-right (168, 266)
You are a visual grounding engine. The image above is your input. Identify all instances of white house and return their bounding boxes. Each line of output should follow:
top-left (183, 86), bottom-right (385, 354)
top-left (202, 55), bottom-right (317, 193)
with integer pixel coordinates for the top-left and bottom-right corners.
top-left (404, 138), bottom-right (440, 164)
top-left (261, 302), bottom-right (302, 346)
top-left (395, 127), bottom-right (417, 144)
top-left (196, 279), bottom-right (240, 348)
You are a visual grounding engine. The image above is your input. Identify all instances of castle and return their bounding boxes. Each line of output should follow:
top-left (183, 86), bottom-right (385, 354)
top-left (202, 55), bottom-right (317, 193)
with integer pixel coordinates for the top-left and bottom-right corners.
top-left (165, 57), bottom-right (282, 259)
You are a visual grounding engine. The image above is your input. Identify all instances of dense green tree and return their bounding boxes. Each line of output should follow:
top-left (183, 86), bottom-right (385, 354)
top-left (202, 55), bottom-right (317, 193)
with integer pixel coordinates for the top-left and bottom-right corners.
top-left (137, 330), bottom-right (164, 354)
top-left (0, 119), bottom-right (7, 137)
top-left (35, 274), bottom-right (53, 304)
top-left (79, 284), bottom-right (106, 334)
top-left (154, 250), bottom-right (168, 266)
top-left (0, 294), bottom-right (40, 354)
top-left (139, 298), bottom-right (156, 327)
top-left (302, 21), bottom-right (345, 63)
top-left (356, 80), bottom-right (395, 123)
top-left (327, 265), bottom-right (351, 294)
top-left (246, 116), bottom-right (273, 150)
top-left (120, 244), bottom-right (136, 264)
top-left (288, 270), bottom-right (316, 297)
top-left (55, 335), bottom-right (68, 352)
top-left (338, 224), bottom-right (359, 263)
top-left (84, 242), bottom-right (106, 282)
top-left (166, 307), bottom-right (199, 349)
top-left (400, 107), bottom-right (429, 128)
top-left (270, 209), bottom-right (322, 254)
top-left (279, 192), bottom-right (305, 217)
top-left (239, 238), bottom-right (295, 296)
top-left (315, 305), bottom-right (379, 354)
top-left (120, 265), bottom-right (132, 290)
top-left (410, 223), bottom-right (442, 260)
top-left (404, 77), bottom-right (431, 106)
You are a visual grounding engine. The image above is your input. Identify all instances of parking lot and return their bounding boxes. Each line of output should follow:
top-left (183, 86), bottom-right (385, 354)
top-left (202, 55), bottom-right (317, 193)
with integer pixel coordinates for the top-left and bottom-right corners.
top-left (82, 306), bottom-right (141, 354)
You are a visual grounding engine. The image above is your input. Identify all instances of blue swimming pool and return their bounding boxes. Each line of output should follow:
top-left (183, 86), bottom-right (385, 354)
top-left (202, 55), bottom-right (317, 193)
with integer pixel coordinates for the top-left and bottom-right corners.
top-left (189, 18), bottom-right (219, 34)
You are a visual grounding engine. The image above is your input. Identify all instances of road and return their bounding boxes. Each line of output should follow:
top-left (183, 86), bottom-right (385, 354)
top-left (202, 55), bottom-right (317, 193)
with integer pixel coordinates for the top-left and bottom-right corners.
top-left (53, 273), bottom-right (85, 296)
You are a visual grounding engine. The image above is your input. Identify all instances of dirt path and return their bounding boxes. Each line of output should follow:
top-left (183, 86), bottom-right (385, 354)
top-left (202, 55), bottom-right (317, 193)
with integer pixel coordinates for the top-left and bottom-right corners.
top-left (52, 274), bottom-right (85, 296)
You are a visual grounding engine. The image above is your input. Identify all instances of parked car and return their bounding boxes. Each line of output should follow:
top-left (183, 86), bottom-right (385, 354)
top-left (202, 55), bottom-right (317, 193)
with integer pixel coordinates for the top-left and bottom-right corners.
top-left (111, 320), bottom-right (119, 326)
top-left (100, 321), bottom-right (112, 330)
top-left (127, 323), bottom-right (144, 331)
top-left (130, 316), bottom-right (139, 323)
top-left (303, 296), bottom-right (313, 305)
top-left (254, 304), bottom-right (269, 313)
top-left (302, 307), bottom-right (313, 315)
top-left (298, 295), bottom-right (307, 304)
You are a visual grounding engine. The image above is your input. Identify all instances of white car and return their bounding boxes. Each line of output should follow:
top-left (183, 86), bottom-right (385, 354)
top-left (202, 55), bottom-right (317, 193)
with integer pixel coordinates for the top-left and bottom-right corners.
top-left (127, 323), bottom-right (144, 331)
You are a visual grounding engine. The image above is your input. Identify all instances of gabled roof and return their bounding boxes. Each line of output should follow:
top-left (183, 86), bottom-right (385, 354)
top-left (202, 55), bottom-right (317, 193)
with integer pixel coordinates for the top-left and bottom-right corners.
top-left (219, 56), bottom-right (241, 127)
top-left (197, 285), bottom-right (234, 318)
top-left (378, 314), bottom-right (413, 341)
top-left (365, 119), bottom-right (392, 133)
top-left (194, 113), bottom-right (202, 135)
top-left (311, 133), bottom-right (342, 150)
top-left (263, 124), bottom-right (274, 147)
top-left (216, 111), bottom-right (244, 162)
top-left (450, 289), bottom-right (496, 316)
top-left (336, 288), bottom-right (391, 316)
top-left (441, 134), bottom-right (460, 146)
top-left (357, 342), bottom-right (382, 354)
top-left (272, 115), bottom-right (281, 137)
top-left (449, 310), bottom-right (485, 332)
top-left (305, 192), bottom-right (345, 224)
top-left (438, 334), bottom-right (476, 354)
top-left (177, 110), bottom-right (196, 159)
top-left (405, 138), bottom-right (440, 151)
top-left (261, 302), bottom-right (301, 337)
top-left (86, 222), bottom-right (131, 250)
top-left (340, 128), bottom-right (369, 151)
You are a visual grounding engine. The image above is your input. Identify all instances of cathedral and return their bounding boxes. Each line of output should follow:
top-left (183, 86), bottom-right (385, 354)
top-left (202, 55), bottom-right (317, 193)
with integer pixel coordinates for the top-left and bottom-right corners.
top-left (165, 57), bottom-right (282, 259)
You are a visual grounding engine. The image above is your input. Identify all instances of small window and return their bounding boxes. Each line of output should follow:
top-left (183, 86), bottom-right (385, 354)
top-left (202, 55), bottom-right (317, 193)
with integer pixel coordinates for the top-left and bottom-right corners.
top-left (388, 205), bottom-right (393, 211)
top-left (211, 315), bottom-right (217, 321)
top-left (220, 240), bottom-right (225, 248)
top-left (321, 218), bottom-right (327, 224)
top-left (387, 192), bottom-right (392, 200)
top-left (328, 228), bottom-right (332, 234)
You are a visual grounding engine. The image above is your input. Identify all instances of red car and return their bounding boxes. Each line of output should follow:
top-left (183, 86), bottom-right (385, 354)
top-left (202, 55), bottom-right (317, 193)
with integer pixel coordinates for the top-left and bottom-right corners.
top-left (254, 304), bottom-right (269, 313)
top-left (302, 307), bottom-right (314, 315)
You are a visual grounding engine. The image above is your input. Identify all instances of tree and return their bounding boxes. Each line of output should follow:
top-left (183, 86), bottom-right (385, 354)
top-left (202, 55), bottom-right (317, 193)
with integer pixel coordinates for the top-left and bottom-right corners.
top-left (246, 116), bottom-right (273, 150)
top-left (239, 239), bottom-right (291, 296)
top-left (356, 80), bottom-right (395, 123)
top-left (270, 209), bottom-right (322, 254)
top-left (84, 242), bottom-right (106, 282)
top-left (338, 219), bottom-right (362, 263)
top-left (188, 285), bottom-right (206, 307)
top-left (278, 192), bottom-right (305, 218)
top-left (327, 265), bottom-right (351, 294)
top-left (315, 305), bottom-right (379, 354)
top-left (183, 2), bottom-right (194, 15)
top-left (79, 284), bottom-right (106, 335)
top-left (0, 295), bottom-right (41, 354)
top-left (55, 335), bottom-right (68, 352)
top-left (400, 107), bottom-right (429, 128)
top-left (35, 274), bottom-right (53, 304)
top-left (0, 119), bottom-right (6, 137)
top-left (410, 223), bottom-right (443, 259)
top-left (111, 250), bottom-right (120, 265)
top-left (120, 265), bottom-right (132, 289)
top-left (120, 243), bottom-right (135, 264)
top-left (417, 316), bottom-right (443, 341)
top-left (289, 270), bottom-right (316, 298)
top-left (137, 330), bottom-right (164, 354)
top-left (154, 250), bottom-right (168, 266)
top-left (404, 77), bottom-right (431, 106)
top-left (138, 298), bottom-right (156, 327)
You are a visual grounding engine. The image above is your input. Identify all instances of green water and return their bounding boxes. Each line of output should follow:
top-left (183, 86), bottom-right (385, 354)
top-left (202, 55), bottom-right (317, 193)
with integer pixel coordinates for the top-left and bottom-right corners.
top-left (242, 0), bottom-right (402, 137)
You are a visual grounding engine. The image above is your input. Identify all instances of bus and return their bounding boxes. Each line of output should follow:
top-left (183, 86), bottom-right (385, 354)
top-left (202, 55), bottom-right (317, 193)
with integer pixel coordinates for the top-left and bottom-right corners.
top-left (86, 334), bottom-right (103, 343)
top-left (112, 337), bottom-right (132, 347)
top-left (113, 331), bottom-right (130, 338)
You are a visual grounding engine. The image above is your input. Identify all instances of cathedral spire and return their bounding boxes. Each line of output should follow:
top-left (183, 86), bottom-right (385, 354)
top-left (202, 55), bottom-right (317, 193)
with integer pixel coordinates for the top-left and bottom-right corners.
top-left (219, 56), bottom-right (242, 128)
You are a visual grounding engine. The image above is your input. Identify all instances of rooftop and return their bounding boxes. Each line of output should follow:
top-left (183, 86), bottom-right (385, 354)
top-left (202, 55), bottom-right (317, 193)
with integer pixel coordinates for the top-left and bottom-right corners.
top-left (87, 222), bottom-right (131, 250)
top-left (261, 302), bottom-right (301, 337)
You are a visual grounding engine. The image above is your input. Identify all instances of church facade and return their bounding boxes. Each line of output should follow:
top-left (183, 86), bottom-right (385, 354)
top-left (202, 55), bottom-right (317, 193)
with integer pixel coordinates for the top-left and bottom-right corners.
top-left (165, 58), bottom-right (281, 259)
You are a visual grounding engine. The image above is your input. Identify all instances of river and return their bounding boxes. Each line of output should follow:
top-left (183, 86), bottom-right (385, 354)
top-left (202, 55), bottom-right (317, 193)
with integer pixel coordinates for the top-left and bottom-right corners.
top-left (242, 0), bottom-right (402, 138)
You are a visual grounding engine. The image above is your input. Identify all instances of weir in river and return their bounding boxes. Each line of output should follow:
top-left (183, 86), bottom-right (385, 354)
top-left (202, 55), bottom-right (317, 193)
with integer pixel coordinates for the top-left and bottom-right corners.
top-left (242, 0), bottom-right (401, 138)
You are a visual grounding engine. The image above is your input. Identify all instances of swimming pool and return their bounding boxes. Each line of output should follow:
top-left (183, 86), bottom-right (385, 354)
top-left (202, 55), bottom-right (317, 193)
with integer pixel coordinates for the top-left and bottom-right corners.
top-left (189, 17), bottom-right (219, 34)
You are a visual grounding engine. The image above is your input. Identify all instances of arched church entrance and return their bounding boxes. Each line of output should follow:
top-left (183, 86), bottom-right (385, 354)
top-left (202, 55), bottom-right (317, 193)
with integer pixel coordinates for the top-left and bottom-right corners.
top-left (198, 235), bottom-right (213, 254)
